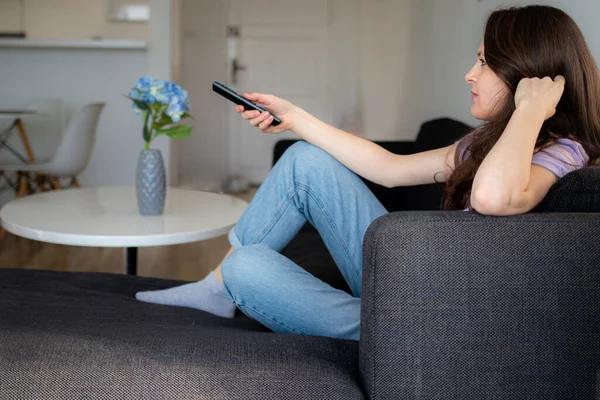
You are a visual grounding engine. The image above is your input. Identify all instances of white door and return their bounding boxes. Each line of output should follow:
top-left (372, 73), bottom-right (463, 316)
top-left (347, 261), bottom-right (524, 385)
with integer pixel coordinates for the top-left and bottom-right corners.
top-left (227, 0), bottom-right (332, 184)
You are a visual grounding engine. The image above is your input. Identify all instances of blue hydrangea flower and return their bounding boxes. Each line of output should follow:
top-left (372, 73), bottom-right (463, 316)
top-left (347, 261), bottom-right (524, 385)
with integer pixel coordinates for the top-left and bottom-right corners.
top-left (129, 76), bottom-right (190, 123)
top-left (129, 76), bottom-right (156, 104)
top-left (166, 96), bottom-right (184, 123)
top-left (129, 76), bottom-right (194, 149)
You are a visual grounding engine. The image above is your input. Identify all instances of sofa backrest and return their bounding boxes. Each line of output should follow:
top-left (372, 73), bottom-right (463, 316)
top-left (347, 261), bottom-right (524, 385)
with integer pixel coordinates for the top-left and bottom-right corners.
top-left (413, 117), bottom-right (473, 153)
top-left (534, 166), bottom-right (600, 213)
top-left (372, 118), bottom-right (472, 211)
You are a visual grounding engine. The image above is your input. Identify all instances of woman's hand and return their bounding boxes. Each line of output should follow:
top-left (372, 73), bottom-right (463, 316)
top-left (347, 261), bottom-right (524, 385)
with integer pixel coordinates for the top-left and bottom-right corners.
top-left (235, 92), bottom-right (297, 134)
top-left (514, 75), bottom-right (566, 121)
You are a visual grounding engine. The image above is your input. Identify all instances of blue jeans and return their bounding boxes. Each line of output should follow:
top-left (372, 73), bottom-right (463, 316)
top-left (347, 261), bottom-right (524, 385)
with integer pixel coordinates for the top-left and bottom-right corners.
top-left (221, 141), bottom-right (388, 340)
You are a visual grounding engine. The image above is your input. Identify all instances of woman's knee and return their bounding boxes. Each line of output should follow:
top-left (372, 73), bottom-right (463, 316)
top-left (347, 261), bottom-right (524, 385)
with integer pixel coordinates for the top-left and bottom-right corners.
top-left (221, 244), bottom-right (275, 298)
top-left (282, 141), bottom-right (342, 178)
top-left (282, 140), bottom-right (316, 159)
top-left (283, 141), bottom-right (334, 164)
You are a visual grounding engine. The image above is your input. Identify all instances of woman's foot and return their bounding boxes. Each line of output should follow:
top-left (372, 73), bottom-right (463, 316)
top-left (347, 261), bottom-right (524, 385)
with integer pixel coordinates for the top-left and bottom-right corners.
top-left (135, 271), bottom-right (236, 318)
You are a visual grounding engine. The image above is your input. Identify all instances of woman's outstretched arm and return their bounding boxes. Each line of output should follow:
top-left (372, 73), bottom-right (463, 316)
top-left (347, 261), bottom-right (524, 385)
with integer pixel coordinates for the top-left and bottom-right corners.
top-left (237, 92), bottom-right (456, 188)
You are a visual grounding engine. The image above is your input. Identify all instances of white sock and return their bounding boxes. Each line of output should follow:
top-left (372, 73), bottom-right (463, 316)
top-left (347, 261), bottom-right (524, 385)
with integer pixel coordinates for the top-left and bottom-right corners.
top-left (135, 271), bottom-right (236, 318)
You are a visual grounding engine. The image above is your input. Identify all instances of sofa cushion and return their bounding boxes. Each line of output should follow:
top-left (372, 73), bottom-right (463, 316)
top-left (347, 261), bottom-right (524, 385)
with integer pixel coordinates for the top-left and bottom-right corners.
top-left (0, 269), bottom-right (363, 399)
top-left (534, 166), bottom-right (600, 212)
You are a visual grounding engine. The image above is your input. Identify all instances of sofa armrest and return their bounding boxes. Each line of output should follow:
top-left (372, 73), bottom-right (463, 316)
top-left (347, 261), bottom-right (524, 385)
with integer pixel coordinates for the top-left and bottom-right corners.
top-left (359, 211), bottom-right (600, 400)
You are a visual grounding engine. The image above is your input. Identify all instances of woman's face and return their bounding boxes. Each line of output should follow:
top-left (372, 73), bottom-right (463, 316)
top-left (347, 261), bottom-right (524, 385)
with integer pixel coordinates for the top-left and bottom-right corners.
top-left (465, 42), bottom-right (509, 120)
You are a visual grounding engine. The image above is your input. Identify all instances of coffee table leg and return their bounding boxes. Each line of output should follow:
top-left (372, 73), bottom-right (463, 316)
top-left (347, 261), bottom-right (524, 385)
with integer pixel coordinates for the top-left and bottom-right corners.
top-left (126, 247), bottom-right (138, 275)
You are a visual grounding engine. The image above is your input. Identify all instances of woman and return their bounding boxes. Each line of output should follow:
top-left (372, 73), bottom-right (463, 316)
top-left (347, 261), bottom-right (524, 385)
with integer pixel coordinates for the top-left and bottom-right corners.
top-left (136, 5), bottom-right (600, 340)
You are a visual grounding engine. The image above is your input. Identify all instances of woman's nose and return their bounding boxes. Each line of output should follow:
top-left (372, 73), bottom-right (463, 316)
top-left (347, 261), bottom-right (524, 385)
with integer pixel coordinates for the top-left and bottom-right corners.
top-left (465, 70), bottom-right (476, 84)
top-left (465, 63), bottom-right (478, 84)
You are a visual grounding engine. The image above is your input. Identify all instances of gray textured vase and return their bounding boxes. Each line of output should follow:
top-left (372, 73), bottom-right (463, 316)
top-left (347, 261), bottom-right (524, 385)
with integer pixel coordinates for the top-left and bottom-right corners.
top-left (136, 149), bottom-right (166, 216)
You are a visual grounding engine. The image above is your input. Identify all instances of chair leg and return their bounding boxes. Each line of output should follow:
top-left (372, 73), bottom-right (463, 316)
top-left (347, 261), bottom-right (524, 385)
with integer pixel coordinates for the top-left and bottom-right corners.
top-left (34, 174), bottom-right (48, 192)
top-left (42, 176), bottom-right (52, 191)
top-left (0, 171), bottom-right (7, 193)
top-left (0, 178), bottom-right (7, 239)
top-left (50, 178), bottom-right (61, 191)
top-left (16, 173), bottom-right (29, 199)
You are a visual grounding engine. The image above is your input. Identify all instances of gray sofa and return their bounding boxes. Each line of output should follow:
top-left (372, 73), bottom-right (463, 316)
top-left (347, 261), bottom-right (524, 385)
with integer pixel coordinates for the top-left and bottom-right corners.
top-left (1, 119), bottom-right (599, 399)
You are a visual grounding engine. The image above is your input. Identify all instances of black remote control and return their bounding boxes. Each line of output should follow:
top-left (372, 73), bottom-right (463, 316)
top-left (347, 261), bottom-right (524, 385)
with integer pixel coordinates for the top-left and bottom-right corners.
top-left (212, 81), bottom-right (281, 126)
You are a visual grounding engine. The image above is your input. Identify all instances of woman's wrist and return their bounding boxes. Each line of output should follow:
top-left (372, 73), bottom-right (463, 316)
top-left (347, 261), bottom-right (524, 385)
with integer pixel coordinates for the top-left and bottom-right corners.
top-left (289, 106), bottom-right (308, 133)
top-left (514, 100), bottom-right (548, 123)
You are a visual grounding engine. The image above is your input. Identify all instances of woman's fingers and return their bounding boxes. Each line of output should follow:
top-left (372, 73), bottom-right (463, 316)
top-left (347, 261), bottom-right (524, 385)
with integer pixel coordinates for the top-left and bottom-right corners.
top-left (245, 93), bottom-right (278, 109)
top-left (258, 115), bottom-right (274, 131)
top-left (249, 111), bottom-right (271, 127)
top-left (241, 110), bottom-right (260, 120)
top-left (237, 103), bottom-right (277, 132)
top-left (243, 92), bottom-right (269, 104)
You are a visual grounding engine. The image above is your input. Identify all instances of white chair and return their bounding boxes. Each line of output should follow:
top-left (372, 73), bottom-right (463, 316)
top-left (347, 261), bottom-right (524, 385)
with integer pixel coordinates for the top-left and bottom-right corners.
top-left (23, 98), bottom-right (67, 162)
top-left (0, 102), bottom-right (105, 198)
top-left (0, 98), bottom-right (66, 165)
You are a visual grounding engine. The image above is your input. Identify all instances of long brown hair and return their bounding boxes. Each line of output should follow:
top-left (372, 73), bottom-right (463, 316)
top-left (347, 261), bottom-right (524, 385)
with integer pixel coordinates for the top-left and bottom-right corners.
top-left (444, 5), bottom-right (600, 210)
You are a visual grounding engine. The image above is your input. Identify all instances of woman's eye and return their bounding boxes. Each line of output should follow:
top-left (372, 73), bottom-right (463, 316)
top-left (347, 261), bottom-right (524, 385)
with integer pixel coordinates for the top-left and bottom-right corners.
top-left (479, 58), bottom-right (487, 66)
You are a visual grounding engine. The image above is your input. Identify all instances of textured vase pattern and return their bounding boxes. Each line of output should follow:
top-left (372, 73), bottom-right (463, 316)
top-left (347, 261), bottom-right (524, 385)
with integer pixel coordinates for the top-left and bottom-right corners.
top-left (136, 149), bottom-right (166, 216)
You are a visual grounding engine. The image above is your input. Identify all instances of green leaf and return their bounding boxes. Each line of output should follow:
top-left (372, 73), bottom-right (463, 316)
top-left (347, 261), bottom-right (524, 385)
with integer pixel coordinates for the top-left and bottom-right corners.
top-left (181, 112), bottom-right (195, 121)
top-left (155, 125), bottom-right (192, 140)
top-left (125, 95), bottom-right (150, 111)
top-left (153, 113), bottom-right (194, 130)
top-left (154, 103), bottom-right (168, 115)
top-left (143, 111), bottom-right (151, 143)
top-left (154, 113), bottom-right (174, 128)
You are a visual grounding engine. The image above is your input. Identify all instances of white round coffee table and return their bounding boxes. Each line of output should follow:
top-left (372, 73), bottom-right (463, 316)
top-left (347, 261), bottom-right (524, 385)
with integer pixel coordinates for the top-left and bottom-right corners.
top-left (0, 187), bottom-right (248, 275)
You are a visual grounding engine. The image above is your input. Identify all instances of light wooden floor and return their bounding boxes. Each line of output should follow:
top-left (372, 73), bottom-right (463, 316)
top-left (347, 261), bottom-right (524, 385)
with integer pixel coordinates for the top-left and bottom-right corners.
top-left (0, 187), bottom-right (258, 281)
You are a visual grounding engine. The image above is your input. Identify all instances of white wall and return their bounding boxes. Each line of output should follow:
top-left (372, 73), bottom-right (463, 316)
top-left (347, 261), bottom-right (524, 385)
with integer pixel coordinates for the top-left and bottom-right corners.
top-left (147, 0), bottom-right (175, 186)
top-left (358, 0), bottom-right (416, 140)
top-left (0, 0), bottom-right (148, 41)
top-left (417, 0), bottom-right (600, 129)
top-left (333, 0), bottom-right (600, 140)
top-left (177, 0), bottom-right (231, 191)
top-left (354, 0), bottom-right (445, 141)
top-left (405, 0), bottom-right (436, 134)
top-left (329, 0), bottom-right (361, 134)
top-left (170, 0), bottom-right (183, 186)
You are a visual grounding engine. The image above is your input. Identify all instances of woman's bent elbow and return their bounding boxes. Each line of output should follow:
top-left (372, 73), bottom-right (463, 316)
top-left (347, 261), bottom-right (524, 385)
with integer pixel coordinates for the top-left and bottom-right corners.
top-left (470, 188), bottom-right (508, 216)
